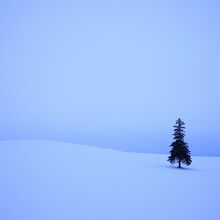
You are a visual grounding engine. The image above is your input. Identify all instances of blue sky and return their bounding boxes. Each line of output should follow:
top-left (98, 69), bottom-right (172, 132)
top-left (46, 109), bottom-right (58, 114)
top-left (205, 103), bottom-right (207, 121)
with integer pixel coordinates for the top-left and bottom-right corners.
top-left (0, 0), bottom-right (220, 155)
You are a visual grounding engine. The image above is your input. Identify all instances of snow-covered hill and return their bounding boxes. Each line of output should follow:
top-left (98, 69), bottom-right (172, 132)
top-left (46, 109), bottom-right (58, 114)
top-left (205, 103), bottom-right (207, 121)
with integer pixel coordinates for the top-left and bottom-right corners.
top-left (0, 140), bottom-right (219, 220)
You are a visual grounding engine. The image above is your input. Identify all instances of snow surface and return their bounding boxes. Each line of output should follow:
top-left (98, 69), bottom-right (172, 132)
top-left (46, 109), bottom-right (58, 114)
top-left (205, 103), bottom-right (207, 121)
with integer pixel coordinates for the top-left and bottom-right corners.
top-left (0, 140), bottom-right (219, 220)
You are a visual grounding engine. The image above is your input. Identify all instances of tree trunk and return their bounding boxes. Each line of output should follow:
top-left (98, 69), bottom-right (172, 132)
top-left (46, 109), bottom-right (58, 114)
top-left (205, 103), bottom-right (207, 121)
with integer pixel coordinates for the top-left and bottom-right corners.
top-left (178, 158), bottom-right (181, 168)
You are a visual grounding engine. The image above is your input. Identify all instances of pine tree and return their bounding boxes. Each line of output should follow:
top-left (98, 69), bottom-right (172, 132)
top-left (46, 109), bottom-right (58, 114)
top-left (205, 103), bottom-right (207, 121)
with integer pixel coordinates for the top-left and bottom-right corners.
top-left (168, 118), bottom-right (192, 168)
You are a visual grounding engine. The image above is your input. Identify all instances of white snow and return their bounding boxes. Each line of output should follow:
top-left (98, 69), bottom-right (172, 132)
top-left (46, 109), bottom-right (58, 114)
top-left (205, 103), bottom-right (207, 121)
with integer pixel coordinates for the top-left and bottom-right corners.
top-left (0, 140), bottom-right (219, 220)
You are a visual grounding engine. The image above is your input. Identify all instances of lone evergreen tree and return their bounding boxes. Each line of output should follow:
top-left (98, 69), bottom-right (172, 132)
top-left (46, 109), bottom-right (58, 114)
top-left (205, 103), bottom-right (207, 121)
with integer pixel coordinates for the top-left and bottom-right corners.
top-left (168, 118), bottom-right (192, 168)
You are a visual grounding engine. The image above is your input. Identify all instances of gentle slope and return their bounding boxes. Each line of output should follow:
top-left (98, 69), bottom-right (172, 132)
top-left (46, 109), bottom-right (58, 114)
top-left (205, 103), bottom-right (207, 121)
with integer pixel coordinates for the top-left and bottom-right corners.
top-left (0, 140), bottom-right (219, 220)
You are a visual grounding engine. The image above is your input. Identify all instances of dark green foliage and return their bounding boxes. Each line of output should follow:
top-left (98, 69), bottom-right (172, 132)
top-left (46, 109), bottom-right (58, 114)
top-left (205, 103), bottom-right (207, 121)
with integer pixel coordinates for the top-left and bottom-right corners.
top-left (168, 118), bottom-right (192, 168)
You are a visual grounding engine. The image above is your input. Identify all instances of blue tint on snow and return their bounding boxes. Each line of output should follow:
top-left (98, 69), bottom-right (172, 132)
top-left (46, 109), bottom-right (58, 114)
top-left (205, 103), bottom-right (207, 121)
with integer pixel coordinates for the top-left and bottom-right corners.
top-left (0, 140), bottom-right (220, 220)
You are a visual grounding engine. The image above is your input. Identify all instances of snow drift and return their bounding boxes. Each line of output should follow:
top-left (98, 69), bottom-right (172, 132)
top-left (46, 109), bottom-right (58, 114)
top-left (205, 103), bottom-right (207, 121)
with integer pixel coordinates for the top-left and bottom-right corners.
top-left (0, 140), bottom-right (219, 220)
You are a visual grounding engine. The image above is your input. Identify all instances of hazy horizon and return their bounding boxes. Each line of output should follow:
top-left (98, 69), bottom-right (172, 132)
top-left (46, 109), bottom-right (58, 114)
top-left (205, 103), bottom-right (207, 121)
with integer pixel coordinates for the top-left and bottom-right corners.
top-left (1, 0), bottom-right (220, 156)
